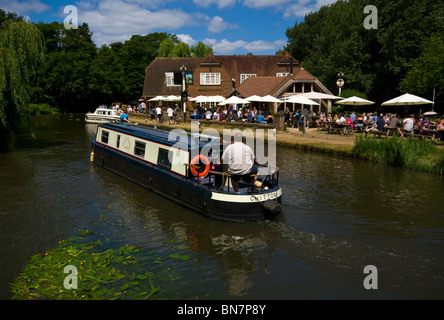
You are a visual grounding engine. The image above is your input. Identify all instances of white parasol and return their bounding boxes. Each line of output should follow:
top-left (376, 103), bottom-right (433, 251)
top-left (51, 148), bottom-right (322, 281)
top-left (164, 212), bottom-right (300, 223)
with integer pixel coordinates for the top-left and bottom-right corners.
top-left (382, 93), bottom-right (433, 106)
top-left (219, 96), bottom-right (250, 105)
top-left (284, 95), bottom-right (319, 105)
top-left (336, 96), bottom-right (375, 106)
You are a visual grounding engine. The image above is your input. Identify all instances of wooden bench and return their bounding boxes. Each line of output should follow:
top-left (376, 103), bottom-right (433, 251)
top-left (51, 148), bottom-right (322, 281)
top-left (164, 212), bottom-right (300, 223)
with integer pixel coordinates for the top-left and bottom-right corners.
top-left (364, 129), bottom-right (388, 138)
top-left (327, 122), bottom-right (352, 135)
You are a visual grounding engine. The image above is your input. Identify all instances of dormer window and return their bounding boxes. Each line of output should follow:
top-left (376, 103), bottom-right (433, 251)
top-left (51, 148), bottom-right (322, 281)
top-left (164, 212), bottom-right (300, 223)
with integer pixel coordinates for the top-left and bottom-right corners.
top-left (240, 73), bottom-right (256, 84)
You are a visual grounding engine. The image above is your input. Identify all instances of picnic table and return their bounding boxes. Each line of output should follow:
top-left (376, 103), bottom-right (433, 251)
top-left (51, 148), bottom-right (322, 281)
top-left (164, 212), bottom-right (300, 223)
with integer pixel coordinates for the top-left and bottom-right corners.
top-left (364, 126), bottom-right (401, 138)
top-left (326, 122), bottom-right (352, 135)
top-left (412, 128), bottom-right (443, 143)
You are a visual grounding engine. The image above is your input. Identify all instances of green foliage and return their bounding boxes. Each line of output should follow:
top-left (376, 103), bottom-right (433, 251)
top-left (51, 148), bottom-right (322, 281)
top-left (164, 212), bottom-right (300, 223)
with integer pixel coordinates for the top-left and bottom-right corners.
top-left (400, 29), bottom-right (444, 97)
top-left (28, 103), bottom-right (59, 115)
top-left (0, 19), bottom-right (44, 148)
top-left (285, 0), bottom-right (443, 104)
top-left (192, 41), bottom-right (213, 57)
top-left (352, 136), bottom-right (444, 175)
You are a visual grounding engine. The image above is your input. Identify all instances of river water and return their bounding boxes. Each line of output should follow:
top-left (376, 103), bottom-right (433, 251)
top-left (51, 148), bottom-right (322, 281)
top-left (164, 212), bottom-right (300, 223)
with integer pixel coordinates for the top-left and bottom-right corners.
top-left (0, 114), bottom-right (443, 299)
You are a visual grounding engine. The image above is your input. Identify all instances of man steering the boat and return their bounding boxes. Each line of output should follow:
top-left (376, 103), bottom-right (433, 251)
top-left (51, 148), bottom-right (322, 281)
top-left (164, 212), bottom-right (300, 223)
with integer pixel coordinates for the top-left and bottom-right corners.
top-left (221, 132), bottom-right (258, 192)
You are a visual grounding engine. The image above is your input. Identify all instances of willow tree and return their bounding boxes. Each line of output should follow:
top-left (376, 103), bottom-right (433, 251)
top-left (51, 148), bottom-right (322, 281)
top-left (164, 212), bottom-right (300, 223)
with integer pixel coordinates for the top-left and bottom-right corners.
top-left (0, 20), bottom-right (44, 150)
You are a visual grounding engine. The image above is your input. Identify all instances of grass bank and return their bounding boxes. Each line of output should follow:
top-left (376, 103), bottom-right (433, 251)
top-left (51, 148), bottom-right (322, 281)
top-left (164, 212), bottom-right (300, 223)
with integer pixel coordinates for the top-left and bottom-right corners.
top-left (128, 114), bottom-right (443, 175)
top-left (352, 136), bottom-right (444, 175)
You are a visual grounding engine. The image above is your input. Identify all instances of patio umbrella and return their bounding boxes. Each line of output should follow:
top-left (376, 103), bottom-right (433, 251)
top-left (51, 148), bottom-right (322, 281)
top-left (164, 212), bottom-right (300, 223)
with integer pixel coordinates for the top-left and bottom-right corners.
top-left (165, 95), bottom-right (181, 101)
top-left (382, 93), bottom-right (433, 106)
top-left (261, 95), bottom-right (283, 103)
top-left (245, 95), bottom-right (265, 102)
top-left (299, 92), bottom-right (342, 100)
top-left (284, 95), bottom-right (319, 105)
top-left (149, 95), bottom-right (166, 101)
top-left (423, 111), bottom-right (437, 116)
top-left (336, 96), bottom-right (375, 106)
top-left (219, 96), bottom-right (250, 105)
top-left (206, 95), bottom-right (226, 103)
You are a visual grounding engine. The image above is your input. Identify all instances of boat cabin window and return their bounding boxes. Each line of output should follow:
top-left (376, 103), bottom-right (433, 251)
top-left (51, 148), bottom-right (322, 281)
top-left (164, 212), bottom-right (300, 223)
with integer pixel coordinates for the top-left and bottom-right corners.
top-left (101, 130), bottom-right (109, 144)
top-left (116, 135), bottom-right (121, 148)
top-left (134, 141), bottom-right (146, 158)
top-left (157, 148), bottom-right (172, 171)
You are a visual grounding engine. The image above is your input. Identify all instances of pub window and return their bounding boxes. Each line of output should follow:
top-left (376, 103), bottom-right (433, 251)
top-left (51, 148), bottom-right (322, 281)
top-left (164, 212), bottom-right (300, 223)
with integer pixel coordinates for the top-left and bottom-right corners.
top-left (101, 130), bottom-right (109, 144)
top-left (240, 73), bottom-right (256, 84)
top-left (200, 73), bottom-right (221, 85)
top-left (116, 135), bottom-right (121, 148)
top-left (134, 141), bottom-right (146, 158)
top-left (157, 148), bottom-right (172, 170)
top-left (165, 72), bottom-right (180, 86)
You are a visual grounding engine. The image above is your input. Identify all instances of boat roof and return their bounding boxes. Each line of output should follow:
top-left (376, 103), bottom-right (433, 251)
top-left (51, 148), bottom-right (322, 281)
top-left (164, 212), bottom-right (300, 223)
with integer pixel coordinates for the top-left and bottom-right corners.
top-left (99, 123), bottom-right (221, 150)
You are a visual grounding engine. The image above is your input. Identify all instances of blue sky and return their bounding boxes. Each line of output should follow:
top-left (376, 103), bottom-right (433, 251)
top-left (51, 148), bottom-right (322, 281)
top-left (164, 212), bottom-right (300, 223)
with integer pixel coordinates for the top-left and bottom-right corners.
top-left (0, 0), bottom-right (337, 54)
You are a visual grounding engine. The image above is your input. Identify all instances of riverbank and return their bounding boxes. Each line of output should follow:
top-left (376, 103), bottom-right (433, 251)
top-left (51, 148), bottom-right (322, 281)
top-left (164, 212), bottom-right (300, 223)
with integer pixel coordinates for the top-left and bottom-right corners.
top-left (128, 113), bottom-right (355, 155)
top-left (128, 113), bottom-right (444, 175)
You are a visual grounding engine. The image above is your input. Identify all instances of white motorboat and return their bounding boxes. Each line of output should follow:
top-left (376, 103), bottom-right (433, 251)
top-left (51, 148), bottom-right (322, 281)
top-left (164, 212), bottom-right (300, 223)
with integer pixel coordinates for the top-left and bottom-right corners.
top-left (85, 107), bottom-right (121, 124)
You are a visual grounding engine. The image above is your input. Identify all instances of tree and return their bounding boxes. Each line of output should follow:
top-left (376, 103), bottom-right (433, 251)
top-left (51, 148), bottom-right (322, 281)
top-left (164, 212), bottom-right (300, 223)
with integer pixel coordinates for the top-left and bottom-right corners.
top-left (400, 30), bottom-right (444, 99)
top-left (192, 41), bottom-right (212, 57)
top-left (158, 38), bottom-right (175, 57)
top-left (0, 19), bottom-right (44, 150)
top-left (34, 22), bottom-right (97, 111)
top-left (285, 0), bottom-right (442, 104)
top-left (169, 42), bottom-right (191, 58)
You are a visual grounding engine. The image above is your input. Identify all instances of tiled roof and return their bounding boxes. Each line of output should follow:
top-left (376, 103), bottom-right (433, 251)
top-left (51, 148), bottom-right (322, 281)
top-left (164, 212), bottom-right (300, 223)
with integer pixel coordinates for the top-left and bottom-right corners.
top-left (236, 76), bottom-right (291, 97)
top-left (143, 57), bottom-right (202, 97)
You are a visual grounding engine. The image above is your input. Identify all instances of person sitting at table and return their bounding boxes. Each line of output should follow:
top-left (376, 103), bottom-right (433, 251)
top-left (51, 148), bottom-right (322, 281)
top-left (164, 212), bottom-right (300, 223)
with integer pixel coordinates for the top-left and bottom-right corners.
top-left (388, 114), bottom-right (404, 137)
top-left (327, 113), bottom-right (333, 122)
top-left (437, 116), bottom-right (444, 131)
top-left (403, 114), bottom-right (415, 134)
top-left (355, 114), bottom-right (364, 131)
top-left (345, 115), bottom-right (354, 128)
top-left (266, 113), bottom-right (274, 124)
top-left (366, 114), bottom-right (386, 133)
top-left (336, 114), bottom-right (345, 123)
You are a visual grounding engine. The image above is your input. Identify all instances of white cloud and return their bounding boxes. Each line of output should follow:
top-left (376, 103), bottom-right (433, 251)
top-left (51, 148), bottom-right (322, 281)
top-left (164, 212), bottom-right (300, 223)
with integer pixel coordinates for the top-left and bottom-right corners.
top-left (241, 0), bottom-right (337, 18)
top-left (207, 16), bottom-right (229, 33)
top-left (203, 38), bottom-right (286, 54)
top-left (177, 34), bottom-right (198, 46)
top-left (0, 0), bottom-right (50, 14)
top-left (76, 0), bottom-right (198, 45)
top-left (244, 39), bottom-right (287, 52)
top-left (193, 0), bottom-right (237, 9)
top-left (243, 0), bottom-right (292, 9)
top-left (282, 0), bottom-right (338, 18)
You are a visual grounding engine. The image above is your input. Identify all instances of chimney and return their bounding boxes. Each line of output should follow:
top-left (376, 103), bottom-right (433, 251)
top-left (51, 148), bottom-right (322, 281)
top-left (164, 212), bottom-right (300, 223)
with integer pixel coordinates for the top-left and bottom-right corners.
top-left (290, 58), bottom-right (293, 75)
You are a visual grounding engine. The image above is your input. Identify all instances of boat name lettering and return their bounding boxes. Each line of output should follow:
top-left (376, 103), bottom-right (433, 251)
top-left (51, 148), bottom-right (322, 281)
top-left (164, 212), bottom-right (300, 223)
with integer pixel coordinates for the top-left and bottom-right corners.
top-left (250, 192), bottom-right (277, 202)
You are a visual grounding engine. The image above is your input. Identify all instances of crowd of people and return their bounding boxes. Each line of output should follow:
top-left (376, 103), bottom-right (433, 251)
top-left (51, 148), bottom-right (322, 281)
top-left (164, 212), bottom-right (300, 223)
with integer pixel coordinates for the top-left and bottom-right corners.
top-left (312, 111), bottom-right (444, 136)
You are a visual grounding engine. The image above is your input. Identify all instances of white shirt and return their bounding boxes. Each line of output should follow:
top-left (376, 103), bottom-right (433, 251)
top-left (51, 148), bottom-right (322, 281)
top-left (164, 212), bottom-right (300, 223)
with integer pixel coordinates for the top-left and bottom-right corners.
top-left (222, 142), bottom-right (255, 175)
top-left (403, 118), bottom-right (414, 132)
top-left (167, 108), bottom-right (173, 117)
top-left (156, 107), bottom-right (162, 115)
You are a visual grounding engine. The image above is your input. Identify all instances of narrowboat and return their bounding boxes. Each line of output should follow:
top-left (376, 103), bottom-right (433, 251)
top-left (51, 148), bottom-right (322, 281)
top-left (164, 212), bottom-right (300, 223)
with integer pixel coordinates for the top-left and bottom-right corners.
top-left (91, 123), bottom-right (282, 221)
top-left (85, 107), bottom-right (121, 124)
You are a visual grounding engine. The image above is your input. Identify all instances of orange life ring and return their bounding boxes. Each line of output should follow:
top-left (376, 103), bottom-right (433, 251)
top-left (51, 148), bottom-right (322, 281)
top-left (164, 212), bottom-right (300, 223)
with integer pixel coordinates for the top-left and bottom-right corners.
top-left (190, 155), bottom-right (210, 178)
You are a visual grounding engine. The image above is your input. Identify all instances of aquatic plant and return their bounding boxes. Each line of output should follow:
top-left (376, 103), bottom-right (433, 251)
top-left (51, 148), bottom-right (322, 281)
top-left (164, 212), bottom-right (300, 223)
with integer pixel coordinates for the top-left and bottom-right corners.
top-left (352, 136), bottom-right (444, 175)
top-left (10, 235), bottom-right (161, 300)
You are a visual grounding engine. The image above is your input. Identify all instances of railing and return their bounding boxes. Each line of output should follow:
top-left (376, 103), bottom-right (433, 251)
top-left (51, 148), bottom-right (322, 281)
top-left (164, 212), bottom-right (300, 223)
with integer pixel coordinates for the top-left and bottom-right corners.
top-left (184, 163), bottom-right (280, 194)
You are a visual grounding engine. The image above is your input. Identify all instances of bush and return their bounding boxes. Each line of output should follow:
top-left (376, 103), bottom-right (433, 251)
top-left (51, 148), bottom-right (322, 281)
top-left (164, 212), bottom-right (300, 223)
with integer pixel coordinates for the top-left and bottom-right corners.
top-left (352, 136), bottom-right (444, 175)
top-left (28, 103), bottom-right (59, 115)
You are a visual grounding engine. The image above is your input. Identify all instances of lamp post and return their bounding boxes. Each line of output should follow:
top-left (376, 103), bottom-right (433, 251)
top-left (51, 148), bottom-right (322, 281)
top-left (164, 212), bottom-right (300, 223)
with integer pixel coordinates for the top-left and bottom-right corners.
top-left (180, 65), bottom-right (187, 123)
